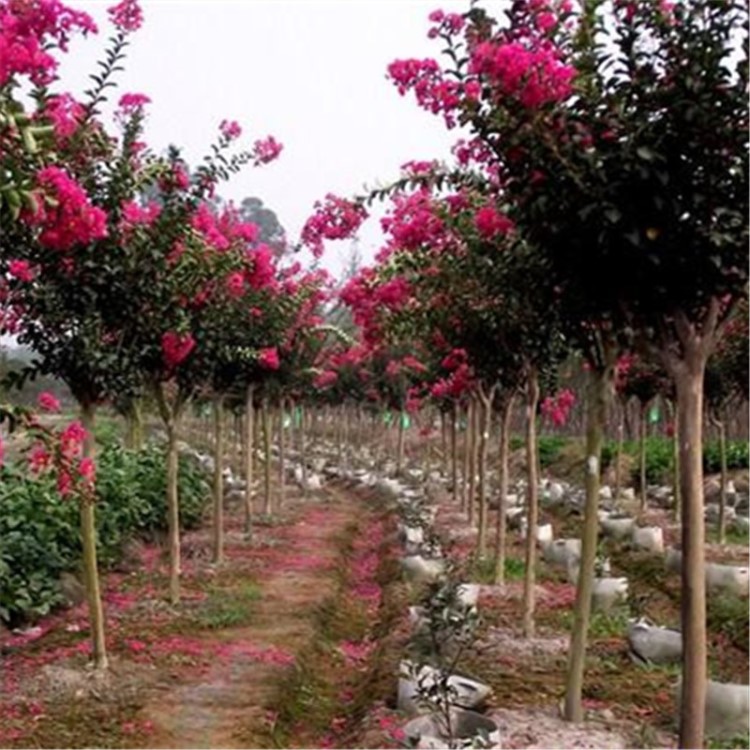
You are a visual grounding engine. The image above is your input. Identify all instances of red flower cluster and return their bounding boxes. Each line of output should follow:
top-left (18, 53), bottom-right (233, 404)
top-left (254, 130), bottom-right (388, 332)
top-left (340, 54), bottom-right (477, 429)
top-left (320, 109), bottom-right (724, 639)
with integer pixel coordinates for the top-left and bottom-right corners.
top-left (252, 135), bottom-right (283, 165)
top-left (161, 331), bottom-right (196, 370)
top-left (28, 167), bottom-right (108, 251)
top-left (301, 194), bottom-right (368, 258)
top-left (469, 40), bottom-right (575, 109)
top-left (540, 388), bottom-right (576, 427)
top-left (258, 347), bottom-right (280, 370)
top-left (107, 0), bottom-right (143, 33)
top-left (0, 0), bottom-right (97, 86)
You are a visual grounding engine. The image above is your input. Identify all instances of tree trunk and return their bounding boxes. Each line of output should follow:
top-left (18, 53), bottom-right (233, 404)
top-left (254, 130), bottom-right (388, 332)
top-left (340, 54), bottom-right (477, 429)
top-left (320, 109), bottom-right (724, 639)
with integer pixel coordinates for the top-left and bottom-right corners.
top-left (564, 358), bottom-right (613, 720)
top-left (639, 402), bottom-right (648, 511)
top-left (243, 384), bottom-right (255, 539)
top-left (477, 386), bottom-right (495, 559)
top-left (715, 414), bottom-right (728, 545)
top-left (124, 398), bottom-right (143, 451)
top-left (468, 398), bottom-right (479, 525)
top-left (212, 393), bottom-right (225, 564)
top-left (154, 386), bottom-right (184, 603)
top-left (80, 402), bottom-right (108, 669)
top-left (441, 410), bottom-right (448, 477)
top-left (494, 394), bottom-right (515, 585)
top-left (674, 360), bottom-right (708, 748)
top-left (278, 399), bottom-right (286, 509)
top-left (614, 402), bottom-right (624, 501)
top-left (451, 401), bottom-right (459, 503)
top-left (669, 399), bottom-right (681, 523)
top-left (462, 403), bottom-right (471, 514)
top-left (299, 403), bottom-right (309, 497)
top-left (396, 410), bottom-right (406, 476)
top-left (522, 370), bottom-right (540, 638)
top-left (262, 398), bottom-right (272, 515)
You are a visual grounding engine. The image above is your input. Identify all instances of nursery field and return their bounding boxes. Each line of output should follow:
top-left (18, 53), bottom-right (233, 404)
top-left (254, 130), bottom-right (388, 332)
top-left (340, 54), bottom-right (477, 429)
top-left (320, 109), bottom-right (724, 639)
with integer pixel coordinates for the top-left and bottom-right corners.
top-left (1, 0), bottom-right (748, 748)
top-left (1, 415), bottom-right (749, 749)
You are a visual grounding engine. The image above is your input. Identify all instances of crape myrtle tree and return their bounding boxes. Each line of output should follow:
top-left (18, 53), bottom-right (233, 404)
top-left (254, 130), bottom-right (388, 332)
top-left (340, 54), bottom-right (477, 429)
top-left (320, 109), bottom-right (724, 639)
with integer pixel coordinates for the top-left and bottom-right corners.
top-left (0, 0), bottom-right (153, 670)
top-left (121, 135), bottom-right (287, 589)
top-left (389, 3), bottom-right (747, 742)
top-left (363, 177), bottom-right (564, 631)
top-left (617, 355), bottom-right (670, 510)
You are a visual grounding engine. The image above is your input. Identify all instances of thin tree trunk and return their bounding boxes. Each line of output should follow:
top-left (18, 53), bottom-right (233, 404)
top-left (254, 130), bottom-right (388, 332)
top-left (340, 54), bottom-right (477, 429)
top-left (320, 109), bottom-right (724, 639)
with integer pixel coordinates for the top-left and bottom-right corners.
top-left (396, 410), bottom-right (406, 476)
top-left (462, 403), bottom-right (471, 514)
top-left (639, 402), bottom-right (648, 511)
top-left (243, 384), bottom-right (255, 539)
top-left (715, 414), bottom-right (728, 545)
top-left (468, 398), bottom-right (479, 525)
top-left (124, 398), bottom-right (143, 451)
top-left (669, 399), bottom-right (681, 523)
top-left (300, 404), bottom-right (309, 497)
top-left (494, 394), bottom-right (515, 585)
top-left (153, 383), bottom-right (184, 606)
top-left (477, 386), bottom-right (495, 558)
top-left (674, 360), bottom-right (708, 748)
top-left (614, 401), bottom-right (624, 501)
top-left (262, 398), bottom-right (272, 515)
top-left (80, 402), bottom-right (108, 669)
top-left (441, 410), bottom-right (448, 477)
top-left (522, 369), bottom-right (540, 638)
top-left (212, 393), bottom-right (225, 564)
top-left (564, 356), bottom-right (613, 720)
top-left (278, 399), bottom-right (286, 509)
top-left (451, 401), bottom-right (459, 502)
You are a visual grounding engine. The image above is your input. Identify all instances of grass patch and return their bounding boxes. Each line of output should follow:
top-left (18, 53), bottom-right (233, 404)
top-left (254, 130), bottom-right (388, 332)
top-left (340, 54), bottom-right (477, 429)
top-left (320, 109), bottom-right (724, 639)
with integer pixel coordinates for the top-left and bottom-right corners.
top-left (707, 593), bottom-right (749, 654)
top-left (189, 580), bottom-right (262, 630)
top-left (469, 554), bottom-right (525, 583)
top-left (707, 734), bottom-right (750, 749)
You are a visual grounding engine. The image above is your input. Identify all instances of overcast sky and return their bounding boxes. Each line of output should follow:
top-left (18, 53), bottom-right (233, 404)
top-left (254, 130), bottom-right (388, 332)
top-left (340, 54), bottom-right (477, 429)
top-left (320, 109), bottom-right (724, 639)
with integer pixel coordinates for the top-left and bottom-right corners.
top-left (57, 0), bottom-right (465, 279)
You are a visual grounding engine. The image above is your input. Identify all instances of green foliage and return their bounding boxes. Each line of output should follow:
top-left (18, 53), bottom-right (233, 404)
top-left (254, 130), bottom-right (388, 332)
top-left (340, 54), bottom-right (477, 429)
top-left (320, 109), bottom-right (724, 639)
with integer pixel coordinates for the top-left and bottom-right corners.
top-left (538, 435), bottom-right (568, 468)
top-left (600, 437), bottom-right (748, 484)
top-left (510, 435), bottom-right (567, 469)
top-left (186, 581), bottom-right (261, 630)
top-left (0, 443), bottom-right (209, 626)
top-left (706, 594), bottom-right (749, 655)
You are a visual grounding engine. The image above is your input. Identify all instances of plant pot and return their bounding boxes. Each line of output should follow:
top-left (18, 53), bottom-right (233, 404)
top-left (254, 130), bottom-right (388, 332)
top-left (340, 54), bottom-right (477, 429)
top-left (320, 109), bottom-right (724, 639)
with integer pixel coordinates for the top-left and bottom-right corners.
top-left (402, 708), bottom-right (500, 748)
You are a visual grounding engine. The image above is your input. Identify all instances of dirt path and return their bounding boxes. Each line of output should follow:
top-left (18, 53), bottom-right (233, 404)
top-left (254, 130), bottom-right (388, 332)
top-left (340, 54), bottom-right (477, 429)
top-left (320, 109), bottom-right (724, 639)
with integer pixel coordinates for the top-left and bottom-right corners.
top-left (141, 486), bottom-right (361, 749)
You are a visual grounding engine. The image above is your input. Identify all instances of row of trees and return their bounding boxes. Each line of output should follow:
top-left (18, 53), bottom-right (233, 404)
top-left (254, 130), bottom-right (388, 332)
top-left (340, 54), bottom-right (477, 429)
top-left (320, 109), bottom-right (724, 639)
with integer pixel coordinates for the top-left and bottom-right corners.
top-left (0, 0), bottom-right (363, 669)
top-left (313, 3), bottom-right (747, 747)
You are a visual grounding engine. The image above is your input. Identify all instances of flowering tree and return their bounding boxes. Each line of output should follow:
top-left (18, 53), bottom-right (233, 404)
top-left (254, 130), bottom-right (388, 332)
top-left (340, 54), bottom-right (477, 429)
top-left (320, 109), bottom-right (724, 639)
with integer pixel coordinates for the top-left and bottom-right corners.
top-left (0, 0), bottom-right (150, 671)
top-left (389, 3), bottom-right (747, 742)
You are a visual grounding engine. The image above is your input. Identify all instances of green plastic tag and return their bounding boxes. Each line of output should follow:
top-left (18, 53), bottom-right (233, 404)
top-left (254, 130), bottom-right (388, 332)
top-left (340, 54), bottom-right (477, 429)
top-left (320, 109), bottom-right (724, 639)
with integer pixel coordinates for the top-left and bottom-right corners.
top-left (383, 411), bottom-right (393, 426)
top-left (401, 413), bottom-right (411, 429)
top-left (283, 413), bottom-right (292, 429)
top-left (648, 406), bottom-right (660, 424)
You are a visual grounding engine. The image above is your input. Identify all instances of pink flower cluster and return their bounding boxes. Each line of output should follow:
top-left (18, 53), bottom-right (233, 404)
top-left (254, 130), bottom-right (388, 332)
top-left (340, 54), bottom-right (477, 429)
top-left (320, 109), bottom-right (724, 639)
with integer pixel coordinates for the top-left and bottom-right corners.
top-left (474, 205), bottom-right (514, 239)
top-left (8, 259), bottom-right (35, 283)
top-left (0, 0), bottom-right (97, 86)
top-left (27, 166), bottom-right (108, 251)
top-left (387, 57), bottom-right (464, 128)
top-left (117, 92), bottom-right (151, 115)
top-left (252, 136), bottom-right (283, 165)
top-left (540, 388), bottom-right (576, 427)
top-left (381, 189), bottom-right (446, 252)
top-left (107, 0), bottom-right (143, 33)
top-left (313, 370), bottom-right (338, 389)
top-left (257, 347), bottom-right (280, 371)
top-left (469, 40), bottom-right (575, 109)
top-left (37, 391), bottom-right (61, 412)
top-left (301, 194), bottom-right (368, 259)
top-left (219, 119), bottom-right (242, 141)
top-left (43, 93), bottom-right (84, 140)
top-left (161, 331), bottom-right (195, 370)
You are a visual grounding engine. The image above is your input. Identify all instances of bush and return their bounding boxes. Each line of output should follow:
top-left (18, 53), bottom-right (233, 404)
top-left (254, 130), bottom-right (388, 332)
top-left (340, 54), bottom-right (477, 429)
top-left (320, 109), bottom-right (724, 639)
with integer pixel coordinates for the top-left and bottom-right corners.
top-left (0, 443), bottom-right (209, 626)
top-left (510, 435), bottom-right (567, 468)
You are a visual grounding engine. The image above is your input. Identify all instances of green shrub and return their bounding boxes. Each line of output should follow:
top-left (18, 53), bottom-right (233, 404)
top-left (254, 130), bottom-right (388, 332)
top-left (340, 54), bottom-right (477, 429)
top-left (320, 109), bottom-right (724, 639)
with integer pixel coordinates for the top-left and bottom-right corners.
top-left (0, 443), bottom-right (209, 626)
top-left (510, 435), bottom-right (567, 468)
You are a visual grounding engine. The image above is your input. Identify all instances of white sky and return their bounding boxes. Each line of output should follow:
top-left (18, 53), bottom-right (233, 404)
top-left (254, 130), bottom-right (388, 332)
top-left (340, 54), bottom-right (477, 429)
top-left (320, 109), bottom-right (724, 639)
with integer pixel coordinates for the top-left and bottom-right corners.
top-left (57, 0), bottom-right (466, 279)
